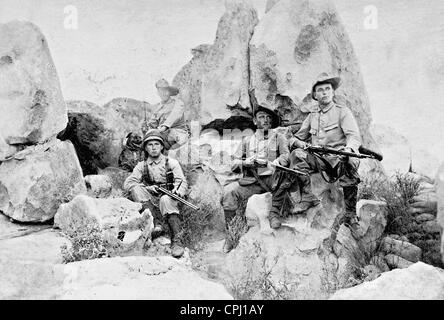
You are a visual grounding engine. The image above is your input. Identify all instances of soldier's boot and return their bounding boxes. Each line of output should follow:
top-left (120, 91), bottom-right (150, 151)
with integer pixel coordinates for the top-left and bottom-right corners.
top-left (291, 176), bottom-right (320, 214)
top-left (268, 210), bottom-right (282, 229)
top-left (343, 186), bottom-right (365, 240)
top-left (222, 210), bottom-right (237, 254)
top-left (167, 213), bottom-right (184, 258)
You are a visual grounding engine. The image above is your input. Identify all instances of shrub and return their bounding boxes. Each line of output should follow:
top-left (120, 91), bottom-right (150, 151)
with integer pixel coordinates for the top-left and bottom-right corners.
top-left (178, 201), bottom-right (213, 250)
top-left (358, 171), bottom-right (421, 236)
top-left (228, 241), bottom-right (299, 300)
top-left (61, 224), bottom-right (108, 263)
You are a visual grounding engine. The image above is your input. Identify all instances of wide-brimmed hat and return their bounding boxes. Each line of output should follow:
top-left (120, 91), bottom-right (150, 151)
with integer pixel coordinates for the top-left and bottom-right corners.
top-left (311, 72), bottom-right (341, 100)
top-left (254, 105), bottom-right (281, 129)
top-left (155, 79), bottom-right (179, 96)
top-left (249, 89), bottom-right (280, 129)
top-left (142, 129), bottom-right (164, 148)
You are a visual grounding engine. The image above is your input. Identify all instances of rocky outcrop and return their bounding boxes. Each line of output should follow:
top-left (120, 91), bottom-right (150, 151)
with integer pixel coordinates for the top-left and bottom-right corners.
top-left (381, 236), bottom-right (422, 263)
top-left (54, 195), bottom-right (153, 256)
top-left (63, 98), bottom-right (151, 170)
top-left (0, 229), bottom-right (70, 299)
top-left (330, 262), bottom-right (444, 300)
top-left (0, 21), bottom-right (67, 160)
top-left (173, 0), bottom-right (259, 125)
top-left (221, 177), bottom-right (388, 299)
top-left (0, 139), bottom-right (86, 222)
top-left (249, 0), bottom-right (378, 154)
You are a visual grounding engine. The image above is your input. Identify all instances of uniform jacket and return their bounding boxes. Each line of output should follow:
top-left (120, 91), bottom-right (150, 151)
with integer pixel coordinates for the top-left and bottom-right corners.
top-left (147, 97), bottom-right (188, 131)
top-left (124, 154), bottom-right (188, 196)
top-left (294, 102), bottom-right (361, 152)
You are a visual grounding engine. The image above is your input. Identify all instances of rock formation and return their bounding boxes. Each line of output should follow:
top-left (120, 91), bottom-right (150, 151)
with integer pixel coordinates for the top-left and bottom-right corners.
top-left (54, 195), bottom-right (154, 256)
top-left (0, 139), bottom-right (86, 222)
top-left (330, 262), bottom-right (444, 300)
top-left (173, 0), bottom-right (259, 125)
top-left (0, 21), bottom-right (67, 160)
top-left (249, 0), bottom-right (378, 153)
top-left (63, 98), bottom-right (152, 170)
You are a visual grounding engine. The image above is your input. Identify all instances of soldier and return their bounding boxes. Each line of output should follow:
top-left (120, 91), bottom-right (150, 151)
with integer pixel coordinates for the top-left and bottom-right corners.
top-left (289, 72), bottom-right (364, 238)
top-left (142, 79), bottom-right (189, 150)
top-left (221, 104), bottom-right (290, 253)
top-left (123, 129), bottom-right (188, 258)
top-left (118, 132), bottom-right (144, 172)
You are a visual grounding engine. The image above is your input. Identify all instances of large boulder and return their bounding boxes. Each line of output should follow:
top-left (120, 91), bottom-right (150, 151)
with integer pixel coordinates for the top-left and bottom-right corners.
top-left (0, 229), bottom-right (70, 299)
top-left (0, 139), bottom-right (86, 222)
top-left (64, 98), bottom-right (152, 169)
top-left (173, 0), bottom-right (258, 125)
top-left (249, 0), bottom-right (378, 153)
top-left (0, 21), bottom-right (67, 160)
top-left (54, 195), bottom-right (153, 256)
top-left (330, 262), bottom-right (444, 300)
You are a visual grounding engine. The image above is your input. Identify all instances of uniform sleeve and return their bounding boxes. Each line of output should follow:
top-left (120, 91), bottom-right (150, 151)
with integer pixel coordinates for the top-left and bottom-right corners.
top-left (162, 99), bottom-right (185, 128)
top-left (340, 107), bottom-right (362, 152)
top-left (294, 113), bottom-right (312, 141)
top-left (276, 133), bottom-right (290, 166)
top-left (123, 162), bottom-right (145, 192)
top-left (170, 158), bottom-right (188, 195)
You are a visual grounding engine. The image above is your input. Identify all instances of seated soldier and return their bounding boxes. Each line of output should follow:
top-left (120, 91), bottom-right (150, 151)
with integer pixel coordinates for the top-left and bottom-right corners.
top-left (221, 104), bottom-right (290, 253)
top-left (141, 79), bottom-right (189, 151)
top-left (123, 129), bottom-right (188, 258)
top-left (289, 72), bottom-right (364, 239)
top-left (118, 132), bottom-right (143, 172)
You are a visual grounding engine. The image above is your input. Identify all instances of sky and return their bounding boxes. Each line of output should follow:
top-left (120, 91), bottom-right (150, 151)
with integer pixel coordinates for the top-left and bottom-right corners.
top-left (1, 0), bottom-right (443, 172)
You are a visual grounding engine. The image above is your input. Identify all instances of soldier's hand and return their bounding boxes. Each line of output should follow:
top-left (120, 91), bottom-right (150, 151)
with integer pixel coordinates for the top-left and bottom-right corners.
top-left (292, 139), bottom-right (307, 150)
top-left (146, 185), bottom-right (159, 195)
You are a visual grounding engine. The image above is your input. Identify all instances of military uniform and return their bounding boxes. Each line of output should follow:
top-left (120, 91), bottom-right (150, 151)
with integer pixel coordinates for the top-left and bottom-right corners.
top-left (290, 73), bottom-right (363, 239)
top-left (145, 97), bottom-right (189, 150)
top-left (124, 153), bottom-right (188, 217)
top-left (223, 129), bottom-right (290, 217)
top-left (124, 129), bottom-right (188, 258)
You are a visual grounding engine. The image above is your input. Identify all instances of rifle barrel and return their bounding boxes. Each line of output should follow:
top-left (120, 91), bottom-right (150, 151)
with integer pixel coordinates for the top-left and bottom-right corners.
top-left (157, 186), bottom-right (199, 210)
top-left (306, 146), bottom-right (378, 160)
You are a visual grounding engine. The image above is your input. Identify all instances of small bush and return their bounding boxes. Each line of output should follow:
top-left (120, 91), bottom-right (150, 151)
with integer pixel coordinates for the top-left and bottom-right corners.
top-left (61, 224), bottom-right (108, 263)
top-left (226, 214), bottom-right (248, 250)
top-left (178, 201), bottom-right (213, 250)
top-left (358, 171), bottom-right (421, 236)
top-left (228, 241), bottom-right (299, 300)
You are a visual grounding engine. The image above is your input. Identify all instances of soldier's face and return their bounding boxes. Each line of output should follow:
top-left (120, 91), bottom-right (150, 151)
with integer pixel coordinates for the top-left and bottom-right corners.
top-left (254, 111), bottom-right (273, 130)
top-left (157, 88), bottom-right (171, 102)
top-left (145, 140), bottom-right (163, 157)
top-left (314, 83), bottom-right (334, 105)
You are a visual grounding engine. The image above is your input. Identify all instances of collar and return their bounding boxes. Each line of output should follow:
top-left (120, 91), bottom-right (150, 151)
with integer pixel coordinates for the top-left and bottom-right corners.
top-left (147, 154), bottom-right (165, 165)
top-left (318, 101), bottom-right (335, 113)
top-left (254, 128), bottom-right (275, 140)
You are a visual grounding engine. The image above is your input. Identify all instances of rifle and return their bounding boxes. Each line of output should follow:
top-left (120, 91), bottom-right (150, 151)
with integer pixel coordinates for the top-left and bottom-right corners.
top-left (156, 185), bottom-right (200, 211)
top-left (244, 158), bottom-right (309, 176)
top-left (305, 145), bottom-right (383, 161)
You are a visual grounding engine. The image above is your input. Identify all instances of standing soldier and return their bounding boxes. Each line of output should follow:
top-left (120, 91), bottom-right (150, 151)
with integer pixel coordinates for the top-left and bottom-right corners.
top-left (124, 129), bottom-right (188, 258)
top-left (142, 79), bottom-right (189, 150)
top-left (221, 103), bottom-right (290, 253)
top-left (289, 73), bottom-right (364, 238)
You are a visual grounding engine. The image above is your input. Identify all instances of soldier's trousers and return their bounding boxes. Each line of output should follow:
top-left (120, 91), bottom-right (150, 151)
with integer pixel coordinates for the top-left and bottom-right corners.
top-left (290, 149), bottom-right (360, 215)
top-left (222, 172), bottom-right (290, 216)
top-left (130, 185), bottom-right (180, 216)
